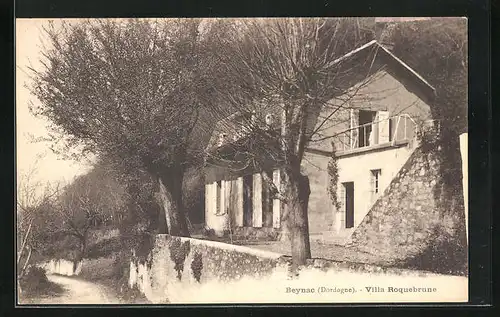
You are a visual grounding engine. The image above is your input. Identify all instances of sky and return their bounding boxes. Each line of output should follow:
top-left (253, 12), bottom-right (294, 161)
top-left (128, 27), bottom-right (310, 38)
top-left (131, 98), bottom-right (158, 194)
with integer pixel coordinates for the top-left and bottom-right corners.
top-left (16, 19), bottom-right (92, 187)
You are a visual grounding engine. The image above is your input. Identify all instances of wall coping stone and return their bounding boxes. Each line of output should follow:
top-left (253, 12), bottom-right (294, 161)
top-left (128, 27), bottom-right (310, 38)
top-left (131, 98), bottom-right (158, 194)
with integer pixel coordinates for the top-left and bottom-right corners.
top-left (158, 234), bottom-right (284, 260)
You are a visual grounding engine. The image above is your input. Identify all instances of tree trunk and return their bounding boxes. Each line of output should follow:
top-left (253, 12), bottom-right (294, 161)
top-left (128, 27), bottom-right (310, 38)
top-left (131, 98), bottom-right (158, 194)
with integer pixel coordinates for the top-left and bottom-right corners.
top-left (157, 172), bottom-right (190, 237)
top-left (20, 246), bottom-right (32, 278)
top-left (74, 235), bottom-right (87, 272)
top-left (17, 218), bottom-right (33, 264)
top-left (262, 171), bottom-right (273, 227)
top-left (281, 166), bottom-right (312, 270)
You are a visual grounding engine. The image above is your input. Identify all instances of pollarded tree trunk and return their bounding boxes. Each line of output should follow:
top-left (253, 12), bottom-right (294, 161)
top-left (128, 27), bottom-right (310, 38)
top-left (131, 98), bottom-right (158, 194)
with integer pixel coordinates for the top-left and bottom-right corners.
top-left (281, 166), bottom-right (312, 270)
top-left (157, 170), bottom-right (190, 237)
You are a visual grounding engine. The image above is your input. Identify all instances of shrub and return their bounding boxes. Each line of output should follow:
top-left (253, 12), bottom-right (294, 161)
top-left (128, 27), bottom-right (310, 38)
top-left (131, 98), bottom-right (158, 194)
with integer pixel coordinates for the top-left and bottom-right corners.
top-left (397, 225), bottom-right (468, 276)
top-left (19, 267), bottom-right (50, 295)
top-left (86, 236), bottom-right (123, 259)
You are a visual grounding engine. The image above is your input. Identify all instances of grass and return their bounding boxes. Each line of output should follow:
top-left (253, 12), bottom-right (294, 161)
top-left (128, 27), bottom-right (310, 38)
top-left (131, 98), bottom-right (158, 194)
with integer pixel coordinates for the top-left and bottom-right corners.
top-left (21, 280), bottom-right (66, 299)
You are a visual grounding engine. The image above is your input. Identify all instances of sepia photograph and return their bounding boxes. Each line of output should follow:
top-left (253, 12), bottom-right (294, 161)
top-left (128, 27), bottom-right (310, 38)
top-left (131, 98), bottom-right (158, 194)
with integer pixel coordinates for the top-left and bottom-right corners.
top-left (16, 17), bottom-right (468, 305)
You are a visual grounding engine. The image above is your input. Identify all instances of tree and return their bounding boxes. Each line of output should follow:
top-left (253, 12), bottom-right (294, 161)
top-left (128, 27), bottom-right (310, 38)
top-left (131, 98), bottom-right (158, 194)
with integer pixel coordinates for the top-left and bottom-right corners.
top-left (208, 18), bottom-right (376, 267)
top-left (388, 18), bottom-right (467, 215)
top-left (29, 19), bottom-right (220, 237)
top-left (17, 160), bottom-right (60, 292)
top-left (388, 18), bottom-right (467, 133)
top-left (51, 163), bottom-right (126, 262)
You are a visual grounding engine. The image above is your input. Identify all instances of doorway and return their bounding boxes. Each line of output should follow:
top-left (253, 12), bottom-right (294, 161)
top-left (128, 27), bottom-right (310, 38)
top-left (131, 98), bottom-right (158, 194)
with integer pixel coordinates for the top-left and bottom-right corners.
top-left (343, 182), bottom-right (354, 228)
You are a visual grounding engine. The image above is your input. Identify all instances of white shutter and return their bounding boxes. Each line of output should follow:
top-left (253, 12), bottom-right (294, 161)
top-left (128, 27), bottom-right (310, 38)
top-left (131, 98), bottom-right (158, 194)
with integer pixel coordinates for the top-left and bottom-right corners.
top-left (252, 173), bottom-right (263, 227)
top-left (378, 111), bottom-right (390, 143)
top-left (372, 112), bottom-right (380, 145)
top-left (350, 109), bottom-right (359, 149)
top-left (272, 170), bottom-right (281, 228)
top-left (235, 177), bottom-right (244, 227)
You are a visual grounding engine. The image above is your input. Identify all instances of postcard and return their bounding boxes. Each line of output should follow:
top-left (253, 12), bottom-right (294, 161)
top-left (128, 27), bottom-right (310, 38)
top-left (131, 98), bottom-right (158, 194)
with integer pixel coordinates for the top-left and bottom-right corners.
top-left (16, 17), bottom-right (468, 305)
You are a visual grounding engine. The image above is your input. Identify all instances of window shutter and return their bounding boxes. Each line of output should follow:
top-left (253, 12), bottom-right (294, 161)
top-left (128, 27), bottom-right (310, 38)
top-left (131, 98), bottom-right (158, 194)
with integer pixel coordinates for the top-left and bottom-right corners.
top-left (350, 109), bottom-right (359, 149)
top-left (372, 112), bottom-right (380, 145)
top-left (378, 111), bottom-right (390, 143)
top-left (370, 172), bottom-right (375, 194)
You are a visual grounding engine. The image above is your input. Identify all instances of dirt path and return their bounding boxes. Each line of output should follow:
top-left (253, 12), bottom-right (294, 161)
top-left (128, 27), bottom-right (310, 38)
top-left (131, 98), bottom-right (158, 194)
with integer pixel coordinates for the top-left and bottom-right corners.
top-left (23, 274), bottom-right (122, 304)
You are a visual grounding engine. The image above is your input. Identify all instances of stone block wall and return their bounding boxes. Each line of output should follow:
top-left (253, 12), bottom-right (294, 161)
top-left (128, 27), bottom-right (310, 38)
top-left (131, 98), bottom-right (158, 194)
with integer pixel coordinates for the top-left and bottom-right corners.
top-left (347, 147), bottom-right (467, 273)
top-left (128, 234), bottom-right (286, 303)
top-left (40, 259), bottom-right (81, 276)
top-left (128, 234), bottom-right (467, 303)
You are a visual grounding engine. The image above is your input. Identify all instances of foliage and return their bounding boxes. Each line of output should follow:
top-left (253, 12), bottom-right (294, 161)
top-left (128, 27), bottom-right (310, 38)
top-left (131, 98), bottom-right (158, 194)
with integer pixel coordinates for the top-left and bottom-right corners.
top-left (28, 18), bottom-right (224, 236)
top-left (397, 225), bottom-right (468, 276)
top-left (44, 162), bottom-right (126, 261)
top-left (327, 143), bottom-right (340, 210)
top-left (390, 18), bottom-right (467, 135)
top-left (86, 236), bottom-right (123, 259)
top-left (390, 18), bottom-right (467, 208)
top-left (19, 266), bottom-right (65, 298)
top-left (19, 266), bottom-right (48, 291)
top-left (191, 252), bottom-right (203, 283)
top-left (168, 238), bottom-right (191, 280)
top-left (17, 159), bottom-right (61, 278)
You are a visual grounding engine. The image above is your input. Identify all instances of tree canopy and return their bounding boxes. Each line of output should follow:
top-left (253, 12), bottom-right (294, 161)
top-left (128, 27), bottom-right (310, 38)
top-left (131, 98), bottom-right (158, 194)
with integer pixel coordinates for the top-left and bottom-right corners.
top-left (29, 19), bottom-right (223, 236)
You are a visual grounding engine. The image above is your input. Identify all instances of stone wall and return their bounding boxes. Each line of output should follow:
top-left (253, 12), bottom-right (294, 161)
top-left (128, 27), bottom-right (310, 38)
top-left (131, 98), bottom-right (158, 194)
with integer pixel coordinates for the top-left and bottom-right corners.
top-left (128, 234), bottom-right (285, 303)
top-left (40, 259), bottom-right (81, 276)
top-left (348, 147), bottom-right (467, 274)
top-left (128, 234), bottom-right (467, 303)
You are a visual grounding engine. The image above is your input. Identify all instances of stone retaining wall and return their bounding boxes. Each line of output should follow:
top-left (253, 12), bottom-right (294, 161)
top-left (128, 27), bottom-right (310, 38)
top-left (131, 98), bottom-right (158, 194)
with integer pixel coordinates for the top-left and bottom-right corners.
top-left (348, 147), bottom-right (467, 273)
top-left (40, 259), bottom-right (82, 276)
top-left (128, 234), bottom-right (467, 303)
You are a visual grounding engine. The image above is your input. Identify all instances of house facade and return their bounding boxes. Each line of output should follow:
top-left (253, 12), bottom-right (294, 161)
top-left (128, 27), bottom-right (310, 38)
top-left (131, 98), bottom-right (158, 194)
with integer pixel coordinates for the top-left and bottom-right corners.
top-left (203, 40), bottom-right (436, 242)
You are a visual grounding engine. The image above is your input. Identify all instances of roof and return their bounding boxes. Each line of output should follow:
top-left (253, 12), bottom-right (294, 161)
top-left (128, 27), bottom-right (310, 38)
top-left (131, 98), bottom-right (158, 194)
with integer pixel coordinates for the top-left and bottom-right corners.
top-left (326, 40), bottom-right (435, 96)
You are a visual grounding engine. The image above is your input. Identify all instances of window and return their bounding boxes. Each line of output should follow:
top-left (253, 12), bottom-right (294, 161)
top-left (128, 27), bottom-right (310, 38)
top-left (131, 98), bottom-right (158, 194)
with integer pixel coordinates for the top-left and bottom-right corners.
top-left (358, 110), bottom-right (377, 147)
top-left (370, 169), bottom-right (382, 194)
